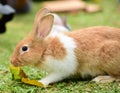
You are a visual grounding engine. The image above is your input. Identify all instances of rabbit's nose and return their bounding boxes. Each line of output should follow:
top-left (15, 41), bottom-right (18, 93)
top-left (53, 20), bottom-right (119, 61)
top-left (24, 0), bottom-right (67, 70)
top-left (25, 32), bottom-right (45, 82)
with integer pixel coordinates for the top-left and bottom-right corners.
top-left (10, 57), bottom-right (19, 66)
top-left (10, 57), bottom-right (22, 67)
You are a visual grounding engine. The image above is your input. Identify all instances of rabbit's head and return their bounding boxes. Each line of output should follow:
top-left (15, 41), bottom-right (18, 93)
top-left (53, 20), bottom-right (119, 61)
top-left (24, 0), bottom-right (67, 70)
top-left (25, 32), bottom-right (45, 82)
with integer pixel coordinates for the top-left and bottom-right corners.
top-left (11, 9), bottom-right (54, 67)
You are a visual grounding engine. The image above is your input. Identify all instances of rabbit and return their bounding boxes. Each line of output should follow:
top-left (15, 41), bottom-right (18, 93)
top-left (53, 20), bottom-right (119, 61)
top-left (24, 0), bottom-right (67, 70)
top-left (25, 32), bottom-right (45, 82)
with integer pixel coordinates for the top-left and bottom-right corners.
top-left (11, 8), bottom-right (120, 87)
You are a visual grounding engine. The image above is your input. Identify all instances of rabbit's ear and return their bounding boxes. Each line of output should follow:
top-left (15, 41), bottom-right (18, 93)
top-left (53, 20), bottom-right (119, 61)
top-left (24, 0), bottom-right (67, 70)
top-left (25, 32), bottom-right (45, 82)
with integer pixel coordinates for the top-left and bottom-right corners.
top-left (35, 14), bottom-right (54, 40)
top-left (33, 8), bottom-right (50, 31)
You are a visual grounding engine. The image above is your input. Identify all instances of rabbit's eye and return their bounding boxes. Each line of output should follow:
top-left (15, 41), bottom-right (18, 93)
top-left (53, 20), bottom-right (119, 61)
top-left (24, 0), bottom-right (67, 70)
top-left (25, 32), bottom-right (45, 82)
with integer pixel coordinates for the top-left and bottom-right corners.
top-left (20, 44), bottom-right (30, 55)
top-left (22, 46), bottom-right (28, 51)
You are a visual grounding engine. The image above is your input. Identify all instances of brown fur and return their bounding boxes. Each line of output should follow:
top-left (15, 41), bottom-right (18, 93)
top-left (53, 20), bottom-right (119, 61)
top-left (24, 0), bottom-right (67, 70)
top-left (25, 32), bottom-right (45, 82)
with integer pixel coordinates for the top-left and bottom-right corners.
top-left (66, 26), bottom-right (120, 78)
top-left (44, 37), bottom-right (66, 60)
top-left (11, 35), bottom-right (66, 66)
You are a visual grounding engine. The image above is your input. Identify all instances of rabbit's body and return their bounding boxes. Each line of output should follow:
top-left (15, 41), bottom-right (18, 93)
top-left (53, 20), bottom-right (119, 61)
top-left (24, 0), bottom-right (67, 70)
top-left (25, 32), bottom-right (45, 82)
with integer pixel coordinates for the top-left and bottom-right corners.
top-left (68, 26), bottom-right (120, 79)
top-left (11, 8), bottom-right (120, 87)
top-left (39, 26), bottom-right (120, 79)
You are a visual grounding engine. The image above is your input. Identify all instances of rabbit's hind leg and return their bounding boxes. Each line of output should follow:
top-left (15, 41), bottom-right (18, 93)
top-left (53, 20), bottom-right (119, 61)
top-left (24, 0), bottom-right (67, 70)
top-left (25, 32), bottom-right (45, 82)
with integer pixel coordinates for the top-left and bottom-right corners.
top-left (92, 75), bottom-right (120, 83)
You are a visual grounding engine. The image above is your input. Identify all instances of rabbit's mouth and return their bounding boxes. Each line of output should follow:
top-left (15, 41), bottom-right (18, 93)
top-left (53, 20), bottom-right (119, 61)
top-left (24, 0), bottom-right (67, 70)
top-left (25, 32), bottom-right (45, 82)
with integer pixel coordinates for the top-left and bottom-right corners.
top-left (11, 57), bottom-right (23, 67)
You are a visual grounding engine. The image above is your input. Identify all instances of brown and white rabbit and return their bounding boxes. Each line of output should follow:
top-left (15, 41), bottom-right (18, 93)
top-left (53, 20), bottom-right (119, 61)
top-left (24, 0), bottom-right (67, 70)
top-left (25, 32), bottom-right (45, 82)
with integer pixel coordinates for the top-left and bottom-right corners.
top-left (11, 8), bottom-right (120, 87)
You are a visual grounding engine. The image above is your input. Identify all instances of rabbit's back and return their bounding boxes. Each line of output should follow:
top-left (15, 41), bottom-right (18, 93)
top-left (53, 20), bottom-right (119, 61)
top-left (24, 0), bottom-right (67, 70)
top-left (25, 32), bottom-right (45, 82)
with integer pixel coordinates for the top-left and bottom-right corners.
top-left (68, 26), bottom-right (120, 51)
top-left (67, 26), bottom-right (120, 78)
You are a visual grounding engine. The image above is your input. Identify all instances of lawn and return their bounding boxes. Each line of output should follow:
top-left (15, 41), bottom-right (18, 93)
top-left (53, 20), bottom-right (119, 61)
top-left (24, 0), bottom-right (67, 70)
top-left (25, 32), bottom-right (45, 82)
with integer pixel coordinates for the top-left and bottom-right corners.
top-left (0, 0), bottom-right (120, 93)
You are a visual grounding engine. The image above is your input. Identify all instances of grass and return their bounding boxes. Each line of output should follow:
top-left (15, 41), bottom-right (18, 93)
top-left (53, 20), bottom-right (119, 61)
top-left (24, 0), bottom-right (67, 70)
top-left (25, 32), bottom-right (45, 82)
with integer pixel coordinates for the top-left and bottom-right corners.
top-left (0, 0), bottom-right (120, 93)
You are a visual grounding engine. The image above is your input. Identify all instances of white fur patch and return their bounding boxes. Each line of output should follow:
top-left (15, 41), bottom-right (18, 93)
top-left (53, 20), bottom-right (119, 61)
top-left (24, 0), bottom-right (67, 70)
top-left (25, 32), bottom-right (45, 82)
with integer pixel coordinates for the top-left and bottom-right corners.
top-left (43, 33), bottom-right (77, 77)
